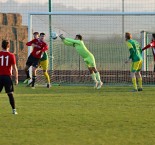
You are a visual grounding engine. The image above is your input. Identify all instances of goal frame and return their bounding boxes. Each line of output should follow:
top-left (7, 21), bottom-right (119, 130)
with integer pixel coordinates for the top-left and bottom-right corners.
top-left (28, 11), bottom-right (155, 68)
top-left (27, 11), bottom-right (155, 84)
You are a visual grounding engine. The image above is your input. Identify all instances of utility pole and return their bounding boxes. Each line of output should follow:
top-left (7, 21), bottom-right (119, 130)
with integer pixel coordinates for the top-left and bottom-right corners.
top-left (49, 0), bottom-right (53, 70)
top-left (122, 0), bottom-right (124, 40)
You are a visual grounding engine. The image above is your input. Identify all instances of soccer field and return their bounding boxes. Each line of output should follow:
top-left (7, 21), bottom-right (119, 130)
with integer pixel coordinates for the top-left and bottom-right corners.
top-left (0, 84), bottom-right (155, 145)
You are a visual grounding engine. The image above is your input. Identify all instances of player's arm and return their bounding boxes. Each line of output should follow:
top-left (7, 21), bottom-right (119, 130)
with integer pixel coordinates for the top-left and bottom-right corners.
top-left (11, 54), bottom-right (18, 85)
top-left (26, 39), bottom-right (41, 48)
top-left (12, 64), bottom-right (18, 85)
top-left (36, 43), bottom-right (48, 55)
top-left (59, 34), bottom-right (74, 46)
top-left (65, 38), bottom-right (81, 45)
top-left (63, 39), bottom-right (74, 46)
top-left (26, 39), bottom-right (35, 46)
top-left (59, 34), bottom-right (81, 45)
top-left (142, 44), bottom-right (151, 51)
top-left (41, 43), bottom-right (48, 52)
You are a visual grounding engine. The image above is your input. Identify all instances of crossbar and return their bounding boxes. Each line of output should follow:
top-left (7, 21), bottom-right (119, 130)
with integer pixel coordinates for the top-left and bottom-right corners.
top-left (29, 11), bottom-right (155, 16)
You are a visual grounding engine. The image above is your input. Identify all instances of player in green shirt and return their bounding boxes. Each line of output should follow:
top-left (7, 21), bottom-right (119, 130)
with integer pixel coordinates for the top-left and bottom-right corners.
top-left (125, 32), bottom-right (143, 91)
top-left (59, 34), bottom-right (103, 89)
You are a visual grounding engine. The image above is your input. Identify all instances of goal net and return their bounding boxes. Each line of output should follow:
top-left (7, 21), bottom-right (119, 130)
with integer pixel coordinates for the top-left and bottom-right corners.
top-left (28, 12), bottom-right (155, 86)
top-left (142, 31), bottom-right (155, 71)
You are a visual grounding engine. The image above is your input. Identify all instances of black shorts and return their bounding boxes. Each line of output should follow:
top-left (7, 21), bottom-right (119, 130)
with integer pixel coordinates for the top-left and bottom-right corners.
top-left (26, 54), bottom-right (40, 68)
top-left (154, 64), bottom-right (155, 72)
top-left (0, 76), bottom-right (14, 93)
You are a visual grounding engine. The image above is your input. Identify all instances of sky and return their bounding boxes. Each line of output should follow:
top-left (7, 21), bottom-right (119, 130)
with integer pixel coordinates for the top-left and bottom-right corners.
top-left (0, 0), bottom-right (155, 37)
top-left (0, 0), bottom-right (48, 3)
top-left (1, 0), bottom-right (155, 11)
top-left (1, 0), bottom-right (154, 4)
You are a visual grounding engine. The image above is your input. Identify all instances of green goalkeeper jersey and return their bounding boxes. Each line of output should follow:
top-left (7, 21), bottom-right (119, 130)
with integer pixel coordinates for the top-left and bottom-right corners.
top-left (63, 38), bottom-right (94, 59)
top-left (126, 39), bottom-right (143, 62)
top-left (40, 52), bottom-right (48, 61)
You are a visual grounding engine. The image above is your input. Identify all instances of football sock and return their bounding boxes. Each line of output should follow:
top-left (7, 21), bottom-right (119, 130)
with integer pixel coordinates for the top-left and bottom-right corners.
top-left (91, 73), bottom-right (97, 82)
top-left (132, 78), bottom-right (137, 90)
top-left (13, 109), bottom-right (17, 112)
top-left (43, 72), bottom-right (50, 84)
top-left (32, 76), bottom-right (37, 87)
top-left (138, 77), bottom-right (142, 88)
top-left (7, 93), bottom-right (15, 109)
top-left (95, 72), bottom-right (101, 82)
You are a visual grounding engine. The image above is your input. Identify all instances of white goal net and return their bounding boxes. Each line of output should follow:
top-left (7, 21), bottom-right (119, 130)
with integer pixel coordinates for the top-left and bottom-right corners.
top-left (28, 12), bottom-right (155, 86)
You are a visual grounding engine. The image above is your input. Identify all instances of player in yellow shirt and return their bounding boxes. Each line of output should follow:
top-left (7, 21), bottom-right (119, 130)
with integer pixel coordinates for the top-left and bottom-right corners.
top-left (125, 32), bottom-right (143, 92)
top-left (59, 34), bottom-right (103, 89)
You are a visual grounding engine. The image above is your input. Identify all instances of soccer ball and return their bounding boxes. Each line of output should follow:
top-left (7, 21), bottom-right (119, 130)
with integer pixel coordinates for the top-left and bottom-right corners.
top-left (51, 32), bottom-right (58, 40)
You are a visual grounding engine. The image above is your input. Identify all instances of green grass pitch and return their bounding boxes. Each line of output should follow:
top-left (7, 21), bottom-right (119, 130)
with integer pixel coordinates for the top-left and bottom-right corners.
top-left (0, 84), bottom-right (155, 145)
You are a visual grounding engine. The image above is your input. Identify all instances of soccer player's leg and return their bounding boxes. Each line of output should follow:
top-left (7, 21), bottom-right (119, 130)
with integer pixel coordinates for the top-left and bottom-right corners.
top-left (23, 55), bottom-right (33, 84)
top-left (95, 70), bottom-right (103, 89)
top-left (40, 60), bottom-right (51, 88)
top-left (23, 65), bottom-right (31, 84)
top-left (0, 76), bottom-right (3, 93)
top-left (7, 93), bottom-right (18, 114)
top-left (85, 58), bottom-right (97, 87)
top-left (130, 62), bottom-right (139, 91)
top-left (90, 67), bottom-right (103, 89)
top-left (4, 76), bottom-right (18, 114)
top-left (88, 67), bottom-right (98, 88)
top-left (90, 56), bottom-right (103, 89)
top-left (136, 60), bottom-right (143, 91)
top-left (31, 59), bottom-right (39, 89)
top-left (86, 57), bottom-right (102, 89)
top-left (31, 67), bottom-right (37, 89)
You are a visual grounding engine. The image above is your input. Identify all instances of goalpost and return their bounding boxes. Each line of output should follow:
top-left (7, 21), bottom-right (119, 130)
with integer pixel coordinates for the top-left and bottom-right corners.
top-left (141, 30), bottom-right (155, 71)
top-left (28, 11), bottom-right (155, 86)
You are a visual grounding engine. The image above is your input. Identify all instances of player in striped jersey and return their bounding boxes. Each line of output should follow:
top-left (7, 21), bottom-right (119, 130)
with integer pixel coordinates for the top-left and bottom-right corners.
top-left (125, 32), bottom-right (143, 92)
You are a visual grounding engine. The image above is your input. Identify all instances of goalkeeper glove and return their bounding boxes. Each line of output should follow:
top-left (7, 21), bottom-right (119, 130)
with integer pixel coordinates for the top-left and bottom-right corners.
top-left (59, 34), bottom-right (65, 40)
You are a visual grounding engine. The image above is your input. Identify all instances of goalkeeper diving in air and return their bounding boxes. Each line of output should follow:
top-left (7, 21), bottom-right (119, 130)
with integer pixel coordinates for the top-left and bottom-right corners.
top-left (59, 34), bottom-right (103, 89)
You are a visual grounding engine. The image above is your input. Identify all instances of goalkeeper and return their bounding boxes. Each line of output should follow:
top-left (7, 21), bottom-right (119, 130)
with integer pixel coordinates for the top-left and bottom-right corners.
top-left (125, 32), bottom-right (143, 92)
top-left (59, 34), bottom-right (103, 89)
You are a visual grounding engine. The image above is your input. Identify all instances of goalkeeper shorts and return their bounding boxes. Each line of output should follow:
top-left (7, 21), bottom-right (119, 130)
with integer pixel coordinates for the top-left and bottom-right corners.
top-left (84, 55), bottom-right (96, 68)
